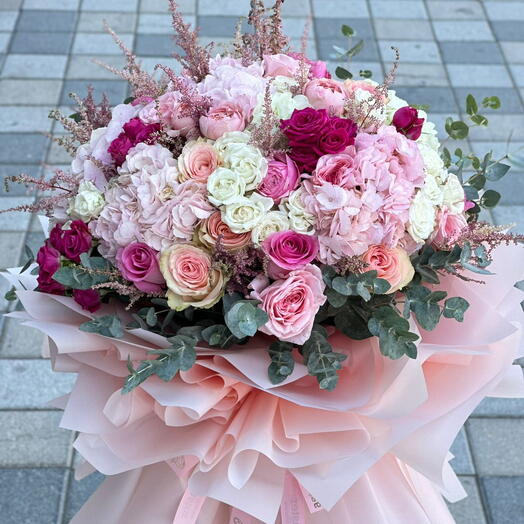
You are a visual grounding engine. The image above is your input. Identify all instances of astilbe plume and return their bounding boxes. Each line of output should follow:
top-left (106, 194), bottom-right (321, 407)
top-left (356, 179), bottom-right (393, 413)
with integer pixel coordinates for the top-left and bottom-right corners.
top-left (93, 23), bottom-right (165, 99)
top-left (334, 255), bottom-right (370, 275)
top-left (169, 0), bottom-right (213, 82)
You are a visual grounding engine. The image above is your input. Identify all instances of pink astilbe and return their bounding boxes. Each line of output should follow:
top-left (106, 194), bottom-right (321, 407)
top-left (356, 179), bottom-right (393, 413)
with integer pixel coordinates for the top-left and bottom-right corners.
top-left (73, 86), bottom-right (112, 130)
top-left (169, 0), bottom-right (213, 82)
top-left (93, 23), bottom-right (165, 99)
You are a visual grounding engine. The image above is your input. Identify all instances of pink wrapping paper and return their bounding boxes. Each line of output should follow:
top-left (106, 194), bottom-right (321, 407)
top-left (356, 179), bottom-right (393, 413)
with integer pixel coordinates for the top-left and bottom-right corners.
top-left (4, 244), bottom-right (524, 524)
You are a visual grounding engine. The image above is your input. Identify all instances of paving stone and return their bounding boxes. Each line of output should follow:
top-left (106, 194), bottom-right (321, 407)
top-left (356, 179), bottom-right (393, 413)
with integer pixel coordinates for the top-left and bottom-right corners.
top-left (378, 40), bottom-right (440, 64)
top-left (65, 472), bottom-right (105, 522)
top-left (0, 32), bottom-right (10, 53)
top-left (0, 0), bottom-right (21, 8)
top-left (0, 232), bottom-right (25, 269)
top-left (10, 31), bottom-right (74, 55)
top-left (481, 476), bottom-right (524, 524)
top-left (391, 86), bottom-right (459, 112)
top-left (468, 114), bottom-right (524, 141)
top-left (82, 0), bottom-right (139, 12)
top-left (0, 79), bottom-right (62, 105)
top-left (473, 396), bottom-right (524, 417)
top-left (447, 64), bottom-right (513, 88)
top-left (17, 9), bottom-right (77, 32)
top-left (0, 411), bottom-right (72, 466)
top-left (369, 1), bottom-right (427, 19)
top-left (501, 42), bottom-right (524, 64)
top-left (72, 32), bottom-right (134, 55)
top-left (433, 20), bottom-right (494, 41)
top-left (2, 54), bottom-right (68, 78)
top-left (509, 64), bottom-right (524, 87)
top-left (492, 205), bottom-right (524, 234)
top-left (373, 19), bottom-right (432, 40)
top-left (454, 87), bottom-right (523, 113)
top-left (491, 21), bottom-right (524, 42)
top-left (325, 60), bottom-right (384, 81)
top-left (0, 468), bottom-right (65, 524)
top-left (0, 11), bottom-right (18, 32)
top-left (77, 12), bottom-right (136, 33)
top-left (450, 428), bottom-right (475, 475)
top-left (1, 165), bottom-right (42, 196)
top-left (134, 56), bottom-right (182, 76)
top-left (0, 318), bottom-right (45, 358)
top-left (440, 42), bottom-right (504, 65)
top-left (485, 1), bottom-right (524, 21)
top-left (0, 106), bottom-right (53, 133)
top-left (198, 0), bottom-right (310, 16)
top-left (447, 476), bottom-right (487, 524)
top-left (139, 13), bottom-right (195, 34)
top-left (317, 38), bottom-right (380, 62)
top-left (135, 34), bottom-right (183, 57)
top-left (0, 197), bottom-right (33, 231)
top-left (193, 15), bottom-right (245, 37)
top-left (140, 0), bottom-right (195, 13)
top-left (314, 17), bottom-right (375, 39)
top-left (427, 1), bottom-right (485, 20)
top-left (61, 79), bottom-right (128, 106)
top-left (0, 133), bottom-right (48, 164)
top-left (67, 55), bottom-right (126, 80)
top-left (391, 62), bottom-right (449, 86)
top-left (311, 0), bottom-right (369, 18)
top-left (0, 359), bottom-right (76, 409)
top-left (467, 418), bottom-right (524, 475)
top-left (24, 0), bottom-right (79, 8)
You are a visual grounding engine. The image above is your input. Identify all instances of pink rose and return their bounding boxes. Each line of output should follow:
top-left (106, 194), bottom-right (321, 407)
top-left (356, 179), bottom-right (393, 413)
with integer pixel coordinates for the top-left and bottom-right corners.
top-left (73, 289), bottom-right (101, 313)
top-left (199, 102), bottom-right (246, 140)
top-left (249, 264), bottom-right (326, 345)
top-left (157, 91), bottom-right (196, 137)
top-left (49, 220), bottom-right (91, 263)
top-left (288, 53), bottom-right (331, 79)
top-left (159, 244), bottom-right (226, 311)
top-left (198, 211), bottom-right (251, 251)
top-left (178, 140), bottom-right (220, 183)
top-left (312, 151), bottom-right (358, 187)
top-left (304, 78), bottom-right (347, 116)
top-left (362, 245), bottom-right (415, 294)
top-left (392, 106), bottom-right (425, 141)
top-left (263, 53), bottom-right (301, 77)
top-left (117, 242), bottom-right (165, 294)
top-left (258, 154), bottom-right (300, 203)
top-left (431, 208), bottom-right (467, 248)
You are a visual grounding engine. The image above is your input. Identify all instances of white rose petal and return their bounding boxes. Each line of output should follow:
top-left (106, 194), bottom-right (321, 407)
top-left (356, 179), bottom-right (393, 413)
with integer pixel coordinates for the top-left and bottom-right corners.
top-left (68, 181), bottom-right (105, 221)
top-left (207, 167), bottom-right (246, 206)
top-left (220, 142), bottom-right (268, 191)
top-left (222, 193), bottom-right (274, 233)
top-left (251, 210), bottom-right (290, 245)
top-left (421, 173), bottom-right (444, 206)
top-left (280, 187), bottom-right (316, 235)
top-left (408, 191), bottom-right (437, 243)
top-left (252, 91), bottom-right (311, 124)
top-left (442, 174), bottom-right (466, 214)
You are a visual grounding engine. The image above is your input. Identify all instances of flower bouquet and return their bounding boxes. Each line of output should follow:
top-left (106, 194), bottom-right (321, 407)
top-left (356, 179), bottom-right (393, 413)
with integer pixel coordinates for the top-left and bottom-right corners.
top-left (3, 1), bottom-right (524, 523)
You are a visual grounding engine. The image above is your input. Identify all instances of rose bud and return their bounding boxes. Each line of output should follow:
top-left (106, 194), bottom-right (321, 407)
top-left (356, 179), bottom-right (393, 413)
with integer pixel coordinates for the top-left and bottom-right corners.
top-left (392, 106), bottom-right (425, 140)
top-left (73, 288), bottom-right (101, 313)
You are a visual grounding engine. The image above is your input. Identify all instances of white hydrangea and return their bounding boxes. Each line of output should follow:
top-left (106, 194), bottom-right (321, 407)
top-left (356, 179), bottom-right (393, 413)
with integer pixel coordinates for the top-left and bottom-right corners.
top-left (442, 174), bottom-right (466, 214)
top-left (280, 187), bottom-right (316, 235)
top-left (408, 191), bottom-right (437, 243)
top-left (67, 181), bottom-right (105, 221)
top-left (207, 167), bottom-right (246, 206)
top-left (119, 143), bottom-right (177, 177)
top-left (222, 193), bottom-right (274, 233)
top-left (251, 210), bottom-right (290, 245)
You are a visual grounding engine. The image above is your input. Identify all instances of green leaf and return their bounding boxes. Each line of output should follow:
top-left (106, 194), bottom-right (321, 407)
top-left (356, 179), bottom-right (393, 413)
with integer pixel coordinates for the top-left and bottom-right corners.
top-left (325, 287), bottom-right (347, 308)
top-left (482, 96), bottom-right (501, 110)
top-left (122, 360), bottom-right (156, 393)
top-left (446, 120), bottom-right (469, 140)
top-left (443, 297), bottom-right (469, 322)
top-left (225, 300), bottom-right (268, 339)
top-left (347, 39), bottom-right (364, 58)
top-left (441, 148), bottom-right (452, 168)
top-left (405, 285), bottom-right (443, 331)
top-left (123, 96), bottom-right (135, 104)
top-left (145, 307), bottom-right (157, 327)
top-left (4, 286), bottom-right (17, 301)
top-left (480, 189), bottom-right (501, 208)
top-left (359, 69), bottom-right (372, 78)
top-left (466, 94), bottom-right (478, 116)
top-left (69, 112), bottom-right (82, 123)
top-left (150, 335), bottom-right (197, 382)
top-left (464, 185), bottom-right (479, 201)
top-left (201, 324), bottom-right (235, 347)
top-left (53, 255), bottom-right (112, 290)
top-left (368, 306), bottom-right (419, 360)
top-left (416, 266), bottom-right (440, 284)
top-left (321, 265), bottom-right (338, 287)
top-left (471, 114), bottom-right (488, 126)
top-left (334, 305), bottom-right (372, 340)
top-left (467, 173), bottom-right (486, 190)
top-left (341, 24), bottom-right (355, 37)
top-left (335, 66), bottom-right (352, 80)
top-left (485, 162), bottom-right (510, 181)
top-left (268, 341), bottom-right (295, 384)
top-left (79, 315), bottom-right (124, 338)
top-left (176, 325), bottom-right (203, 341)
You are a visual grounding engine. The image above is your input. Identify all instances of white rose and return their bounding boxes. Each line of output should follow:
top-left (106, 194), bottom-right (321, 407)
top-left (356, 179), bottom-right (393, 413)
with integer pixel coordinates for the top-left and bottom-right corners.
top-left (418, 143), bottom-right (447, 182)
top-left (251, 211), bottom-right (290, 245)
top-left (280, 187), bottom-right (316, 235)
top-left (385, 89), bottom-right (408, 124)
top-left (214, 131), bottom-right (251, 156)
top-left (417, 118), bottom-right (441, 151)
top-left (222, 193), bottom-right (274, 233)
top-left (221, 142), bottom-right (268, 191)
top-left (207, 167), bottom-right (246, 206)
top-left (68, 181), bottom-right (105, 221)
top-left (408, 191), bottom-right (437, 243)
top-left (272, 75), bottom-right (299, 92)
top-left (442, 174), bottom-right (465, 214)
top-left (421, 174), bottom-right (444, 206)
top-left (252, 91), bottom-right (310, 123)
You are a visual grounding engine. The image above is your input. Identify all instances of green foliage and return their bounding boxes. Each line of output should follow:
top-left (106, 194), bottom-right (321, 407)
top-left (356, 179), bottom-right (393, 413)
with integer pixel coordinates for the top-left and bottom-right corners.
top-left (335, 66), bottom-right (352, 80)
top-left (359, 69), bottom-right (372, 79)
top-left (445, 118), bottom-right (469, 140)
top-left (368, 306), bottom-right (419, 359)
top-left (334, 303), bottom-right (372, 340)
top-left (79, 315), bottom-right (124, 338)
top-left (201, 324), bottom-right (237, 347)
top-left (405, 285), bottom-right (447, 331)
top-left (52, 254), bottom-right (112, 290)
top-left (443, 297), bottom-right (469, 322)
top-left (267, 341), bottom-right (295, 384)
top-left (224, 299), bottom-right (268, 339)
top-left (330, 270), bottom-right (391, 301)
top-left (4, 286), bottom-right (17, 301)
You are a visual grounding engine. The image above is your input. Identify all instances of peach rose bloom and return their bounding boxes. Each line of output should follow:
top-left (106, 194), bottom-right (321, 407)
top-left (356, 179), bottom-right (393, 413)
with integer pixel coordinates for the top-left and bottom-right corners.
top-left (198, 211), bottom-right (251, 250)
top-left (178, 140), bottom-right (220, 183)
top-left (362, 245), bottom-right (415, 294)
top-left (431, 207), bottom-right (467, 248)
top-left (304, 78), bottom-right (347, 116)
top-left (262, 53), bottom-right (301, 77)
top-left (199, 102), bottom-right (246, 140)
top-left (159, 244), bottom-right (226, 311)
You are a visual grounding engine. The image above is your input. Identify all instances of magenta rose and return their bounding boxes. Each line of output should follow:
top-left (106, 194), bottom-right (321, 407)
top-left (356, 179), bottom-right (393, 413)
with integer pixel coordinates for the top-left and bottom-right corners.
top-left (36, 243), bottom-right (65, 295)
top-left (73, 288), bottom-right (101, 313)
top-left (249, 264), bottom-right (326, 345)
top-left (50, 220), bottom-right (91, 263)
top-left (116, 242), bottom-right (165, 293)
top-left (281, 108), bottom-right (331, 145)
top-left (108, 134), bottom-right (134, 166)
top-left (262, 230), bottom-right (319, 278)
top-left (258, 154), bottom-right (300, 203)
top-left (392, 106), bottom-right (424, 140)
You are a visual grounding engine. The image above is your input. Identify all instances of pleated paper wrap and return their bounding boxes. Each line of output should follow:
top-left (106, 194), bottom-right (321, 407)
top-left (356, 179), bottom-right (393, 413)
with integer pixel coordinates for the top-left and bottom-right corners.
top-left (4, 245), bottom-right (524, 524)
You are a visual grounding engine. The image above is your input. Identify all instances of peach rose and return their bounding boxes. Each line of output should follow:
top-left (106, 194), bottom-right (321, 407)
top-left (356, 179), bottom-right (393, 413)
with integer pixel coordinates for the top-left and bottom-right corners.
top-left (178, 140), bottom-right (220, 183)
top-left (157, 91), bottom-right (196, 137)
top-left (263, 53), bottom-right (301, 77)
top-left (198, 211), bottom-right (251, 250)
top-left (199, 102), bottom-right (246, 140)
top-left (431, 207), bottom-right (467, 248)
top-left (159, 244), bottom-right (226, 310)
top-left (362, 245), bottom-right (415, 294)
top-left (304, 78), bottom-right (347, 116)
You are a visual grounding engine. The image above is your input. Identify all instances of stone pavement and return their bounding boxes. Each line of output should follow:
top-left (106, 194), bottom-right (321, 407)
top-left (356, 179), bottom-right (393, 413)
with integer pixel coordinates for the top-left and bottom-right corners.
top-left (0, 0), bottom-right (523, 522)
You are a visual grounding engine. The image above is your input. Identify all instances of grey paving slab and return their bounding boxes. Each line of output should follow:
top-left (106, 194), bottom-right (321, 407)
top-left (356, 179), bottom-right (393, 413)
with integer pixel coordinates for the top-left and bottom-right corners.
top-left (393, 86), bottom-right (458, 112)
top-left (491, 21), bottom-right (524, 42)
top-left (447, 476), bottom-right (487, 524)
top-left (196, 15), bottom-right (249, 37)
top-left (24, 0), bottom-right (79, 8)
top-left (439, 41), bottom-right (505, 65)
top-left (82, 0), bottom-right (139, 12)
top-left (373, 19), bottom-right (433, 40)
top-left (0, 32), bottom-right (10, 54)
top-left (369, 1), bottom-right (427, 19)
top-left (454, 87), bottom-right (524, 113)
top-left (314, 17), bottom-right (375, 40)
top-left (0, 232), bottom-right (25, 269)
top-left (317, 38), bottom-right (380, 63)
top-left (0, 106), bottom-right (53, 132)
top-left (139, 12), bottom-right (192, 34)
top-left (0, 359), bottom-right (75, 409)
top-left (0, 318), bottom-right (45, 358)
top-left (467, 418), bottom-right (524, 475)
top-left (451, 428), bottom-right (476, 475)
top-left (492, 205), bottom-right (524, 234)
top-left (433, 20), bottom-right (494, 41)
top-left (509, 64), bottom-right (524, 87)
top-left (485, 1), bottom-right (524, 21)
top-left (325, 60), bottom-right (384, 82)
top-left (77, 12), bottom-right (137, 33)
top-left (0, 197), bottom-right (33, 231)
top-left (134, 33), bottom-right (183, 57)
top-left (10, 31), bottom-right (74, 55)
top-left (312, 0), bottom-right (369, 18)
top-left (1, 164), bottom-right (42, 196)
top-left (378, 40), bottom-right (441, 64)
top-left (140, 0), bottom-right (195, 13)
top-left (1, 54), bottom-right (68, 78)
top-left (17, 9), bottom-right (77, 32)
top-left (0, 133), bottom-right (48, 164)
top-left (61, 79), bottom-right (128, 106)
top-left (468, 114), bottom-right (524, 141)
top-left (392, 62), bottom-right (449, 86)
top-left (501, 42), bottom-right (524, 64)
top-left (447, 64), bottom-right (513, 88)
top-left (473, 397), bottom-right (524, 417)
top-left (0, 79), bottom-right (62, 105)
top-left (65, 472), bottom-right (105, 523)
top-left (72, 32), bottom-right (134, 55)
top-left (426, 1), bottom-right (485, 20)
top-left (66, 55), bottom-right (126, 80)
top-left (0, 0), bottom-right (21, 9)
top-left (0, 411), bottom-right (72, 467)
top-left (0, 468), bottom-right (65, 524)
top-left (481, 476), bottom-right (524, 524)
top-left (0, 11), bottom-right (18, 32)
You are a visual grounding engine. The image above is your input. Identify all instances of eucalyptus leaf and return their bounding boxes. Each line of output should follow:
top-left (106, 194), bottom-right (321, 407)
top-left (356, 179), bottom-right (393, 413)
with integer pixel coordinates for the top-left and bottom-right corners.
top-left (485, 162), bottom-right (510, 181)
top-left (443, 297), bottom-right (469, 322)
top-left (268, 341), bottom-right (295, 384)
top-left (341, 24), bottom-right (354, 37)
top-left (335, 66), bottom-right (352, 80)
top-left (79, 315), bottom-right (124, 338)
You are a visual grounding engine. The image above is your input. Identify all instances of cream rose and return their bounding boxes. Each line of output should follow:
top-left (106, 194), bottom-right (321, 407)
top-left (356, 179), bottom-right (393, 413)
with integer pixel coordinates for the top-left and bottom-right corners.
top-left (159, 244), bottom-right (226, 311)
top-left (280, 187), bottom-right (316, 235)
top-left (421, 175), bottom-right (444, 206)
top-left (442, 174), bottom-right (465, 214)
top-left (408, 191), bottom-right (437, 243)
top-left (222, 193), bottom-right (274, 233)
top-left (68, 181), bottom-right (105, 221)
top-left (221, 142), bottom-right (268, 191)
top-left (251, 211), bottom-right (290, 245)
top-left (178, 139), bottom-right (220, 183)
top-left (252, 91), bottom-right (310, 124)
top-left (418, 143), bottom-right (447, 182)
top-left (207, 167), bottom-right (246, 206)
